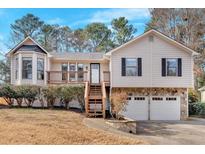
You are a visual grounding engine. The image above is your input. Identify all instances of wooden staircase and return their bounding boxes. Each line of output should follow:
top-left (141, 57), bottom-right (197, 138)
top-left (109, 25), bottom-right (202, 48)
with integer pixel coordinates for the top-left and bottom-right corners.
top-left (85, 82), bottom-right (106, 118)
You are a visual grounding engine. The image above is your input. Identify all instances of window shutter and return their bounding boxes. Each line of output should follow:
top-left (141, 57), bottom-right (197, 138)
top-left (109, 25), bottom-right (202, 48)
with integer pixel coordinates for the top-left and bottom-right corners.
top-left (162, 58), bottom-right (166, 77)
top-left (121, 58), bottom-right (126, 76)
top-left (178, 58), bottom-right (182, 76)
top-left (138, 58), bottom-right (142, 76)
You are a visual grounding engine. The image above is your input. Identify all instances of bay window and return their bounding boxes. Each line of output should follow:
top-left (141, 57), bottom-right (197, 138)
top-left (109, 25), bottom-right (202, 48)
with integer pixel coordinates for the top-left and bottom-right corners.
top-left (15, 57), bottom-right (18, 79)
top-left (37, 58), bottom-right (44, 80)
top-left (22, 57), bottom-right (32, 79)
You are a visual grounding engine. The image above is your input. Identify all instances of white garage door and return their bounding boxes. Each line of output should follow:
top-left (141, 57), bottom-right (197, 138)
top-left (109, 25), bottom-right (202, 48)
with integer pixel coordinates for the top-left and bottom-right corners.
top-left (150, 96), bottom-right (180, 120)
top-left (121, 96), bottom-right (149, 120)
top-left (122, 95), bottom-right (180, 121)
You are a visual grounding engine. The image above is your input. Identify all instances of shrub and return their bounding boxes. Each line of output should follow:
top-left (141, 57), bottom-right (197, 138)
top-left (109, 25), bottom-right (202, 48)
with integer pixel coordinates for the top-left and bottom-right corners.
top-left (22, 85), bottom-right (39, 107)
top-left (111, 91), bottom-right (128, 119)
top-left (36, 88), bottom-right (45, 108)
top-left (59, 85), bottom-right (75, 109)
top-left (0, 84), bottom-right (16, 106)
top-left (188, 88), bottom-right (199, 103)
top-left (42, 86), bottom-right (58, 108)
top-left (189, 102), bottom-right (205, 116)
top-left (72, 85), bottom-right (85, 111)
top-left (13, 86), bottom-right (25, 107)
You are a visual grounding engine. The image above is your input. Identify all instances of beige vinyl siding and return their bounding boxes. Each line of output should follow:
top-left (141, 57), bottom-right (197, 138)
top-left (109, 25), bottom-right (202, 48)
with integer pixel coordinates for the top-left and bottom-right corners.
top-left (111, 34), bottom-right (193, 88)
top-left (111, 36), bottom-right (151, 87)
top-left (151, 36), bottom-right (192, 87)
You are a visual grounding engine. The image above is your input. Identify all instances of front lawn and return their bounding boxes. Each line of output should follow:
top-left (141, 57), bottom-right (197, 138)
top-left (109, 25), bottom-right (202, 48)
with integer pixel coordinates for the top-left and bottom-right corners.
top-left (0, 109), bottom-right (145, 144)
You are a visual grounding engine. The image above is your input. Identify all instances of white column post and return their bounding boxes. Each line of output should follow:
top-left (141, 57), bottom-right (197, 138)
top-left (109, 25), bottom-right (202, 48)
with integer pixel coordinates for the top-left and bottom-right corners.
top-left (32, 53), bottom-right (37, 85)
top-left (18, 53), bottom-right (22, 85)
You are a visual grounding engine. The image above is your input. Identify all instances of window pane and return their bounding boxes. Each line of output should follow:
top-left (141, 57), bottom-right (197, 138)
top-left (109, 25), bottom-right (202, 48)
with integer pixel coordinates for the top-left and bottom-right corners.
top-left (167, 59), bottom-right (177, 76)
top-left (61, 64), bottom-right (68, 80)
top-left (69, 63), bottom-right (76, 71)
top-left (125, 58), bottom-right (137, 76)
top-left (78, 64), bottom-right (84, 81)
top-left (37, 58), bottom-right (44, 80)
top-left (167, 59), bottom-right (177, 68)
top-left (15, 58), bottom-right (18, 79)
top-left (78, 64), bottom-right (84, 71)
top-left (61, 64), bottom-right (68, 71)
top-left (126, 58), bottom-right (137, 67)
top-left (22, 57), bottom-right (32, 79)
top-left (126, 67), bottom-right (137, 76)
top-left (167, 67), bottom-right (177, 76)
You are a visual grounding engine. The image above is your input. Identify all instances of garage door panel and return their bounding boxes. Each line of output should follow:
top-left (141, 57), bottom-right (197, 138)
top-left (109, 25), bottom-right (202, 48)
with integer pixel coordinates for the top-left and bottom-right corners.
top-left (121, 96), bottom-right (148, 120)
top-left (121, 96), bottom-right (180, 121)
top-left (150, 97), bottom-right (180, 120)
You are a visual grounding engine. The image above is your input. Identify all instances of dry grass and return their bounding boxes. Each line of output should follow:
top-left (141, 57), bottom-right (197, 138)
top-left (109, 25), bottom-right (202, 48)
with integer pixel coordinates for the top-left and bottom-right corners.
top-left (0, 97), bottom-right (7, 105)
top-left (0, 109), bottom-right (145, 144)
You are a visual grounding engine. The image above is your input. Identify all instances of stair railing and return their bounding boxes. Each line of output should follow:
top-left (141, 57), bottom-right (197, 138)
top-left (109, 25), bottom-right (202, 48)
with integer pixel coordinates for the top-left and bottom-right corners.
top-left (101, 81), bottom-right (106, 118)
top-left (84, 81), bottom-right (89, 116)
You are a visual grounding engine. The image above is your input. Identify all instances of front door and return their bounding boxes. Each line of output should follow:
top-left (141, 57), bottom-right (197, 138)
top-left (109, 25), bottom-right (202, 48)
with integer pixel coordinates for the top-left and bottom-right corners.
top-left (90, 63), bottom-right (100, 84)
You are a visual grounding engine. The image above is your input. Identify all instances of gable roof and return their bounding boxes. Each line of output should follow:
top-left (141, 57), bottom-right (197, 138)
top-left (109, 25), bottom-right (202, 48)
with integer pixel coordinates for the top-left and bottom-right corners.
top-left (106, 29), bottom-right (199, 56)
top-left (6, 36), bottom-right (49, 57)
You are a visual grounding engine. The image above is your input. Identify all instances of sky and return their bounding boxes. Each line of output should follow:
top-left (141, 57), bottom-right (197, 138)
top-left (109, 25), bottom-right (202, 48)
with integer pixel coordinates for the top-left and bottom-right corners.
top-left (0, 8), bottom-right (150, 56)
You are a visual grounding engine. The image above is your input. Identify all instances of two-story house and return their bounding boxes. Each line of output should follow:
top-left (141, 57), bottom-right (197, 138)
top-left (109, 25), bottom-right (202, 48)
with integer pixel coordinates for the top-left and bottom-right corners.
top-left (6, 29), bottom-right (198, 120)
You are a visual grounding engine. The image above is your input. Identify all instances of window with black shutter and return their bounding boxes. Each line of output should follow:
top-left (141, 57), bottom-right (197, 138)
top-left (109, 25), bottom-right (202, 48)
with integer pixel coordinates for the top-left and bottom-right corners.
top-left (121, 58), bottom-right (142, 76)
top-left (162, 58), bottom-right (182, 77)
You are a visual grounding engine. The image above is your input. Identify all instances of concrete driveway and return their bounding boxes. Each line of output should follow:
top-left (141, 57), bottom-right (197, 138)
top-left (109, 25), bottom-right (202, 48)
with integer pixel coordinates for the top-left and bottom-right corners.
top-left (84, 117), bottom-right (205, 145)
top-left (136, 118), bottom-right (205, 144)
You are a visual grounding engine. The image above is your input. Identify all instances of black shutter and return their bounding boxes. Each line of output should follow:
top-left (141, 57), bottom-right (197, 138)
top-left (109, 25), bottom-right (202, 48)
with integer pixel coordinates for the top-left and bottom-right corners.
top-left (162, 58), bottom-right (166, 77)
top-left (121, 58), bottom-right (126, 76)
top-left (178, 58), bottom-right (182, 76)
top-left (138, 58), bottom-right (142, 76)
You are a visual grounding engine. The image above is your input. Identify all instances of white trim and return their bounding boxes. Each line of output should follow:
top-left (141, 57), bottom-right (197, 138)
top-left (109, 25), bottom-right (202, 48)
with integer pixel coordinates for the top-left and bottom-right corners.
top-left (32, 53), bottom-right (37, 84)
top-left (18, 53), bottom-right (22, 85)
top-left (106, 29), bottom-right (199, 56)
top-left (6, 36), bottom-right (49, 57)
top-left (44, 56), bottom-right (47, 85)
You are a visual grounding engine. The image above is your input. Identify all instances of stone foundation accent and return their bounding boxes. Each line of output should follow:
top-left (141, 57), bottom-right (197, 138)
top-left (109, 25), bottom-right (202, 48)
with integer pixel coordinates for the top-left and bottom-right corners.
top-left (111, 88), bottom-right (188, 120)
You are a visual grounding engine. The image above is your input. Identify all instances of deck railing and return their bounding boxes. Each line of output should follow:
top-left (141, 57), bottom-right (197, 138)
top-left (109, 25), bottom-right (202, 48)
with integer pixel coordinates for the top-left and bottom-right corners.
top-left (47, 70), bottom-right (110, 84)
top-left (47, 71), bottom-right (88, 84)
